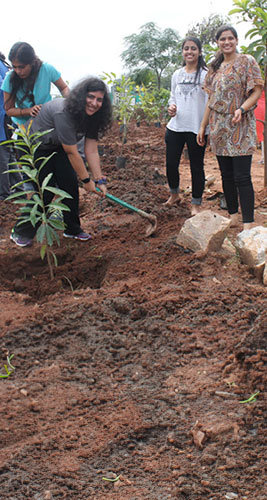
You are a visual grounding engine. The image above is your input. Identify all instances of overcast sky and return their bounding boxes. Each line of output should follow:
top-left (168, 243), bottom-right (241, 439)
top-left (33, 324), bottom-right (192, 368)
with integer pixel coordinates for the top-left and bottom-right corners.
top-left (2, 0), bottom-right (249, 87)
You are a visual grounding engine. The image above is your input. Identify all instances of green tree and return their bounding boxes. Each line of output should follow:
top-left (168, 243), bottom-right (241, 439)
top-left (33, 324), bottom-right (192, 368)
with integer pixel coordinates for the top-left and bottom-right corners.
top-left (229, 0), bottom-right (267, 186)
top-left (121, 22), bottom-right (181, 89)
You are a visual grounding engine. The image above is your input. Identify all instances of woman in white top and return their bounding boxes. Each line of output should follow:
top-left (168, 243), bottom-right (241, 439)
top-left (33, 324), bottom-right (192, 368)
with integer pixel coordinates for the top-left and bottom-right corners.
top-left (165, 36), bottom-right (208, 214)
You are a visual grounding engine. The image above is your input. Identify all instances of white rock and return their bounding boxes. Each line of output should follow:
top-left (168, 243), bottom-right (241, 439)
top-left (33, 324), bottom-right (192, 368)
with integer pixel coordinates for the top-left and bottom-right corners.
top-left (176, 210), bottom-right (231, 253)
top-left (235, 226), bottom-right (267, 280)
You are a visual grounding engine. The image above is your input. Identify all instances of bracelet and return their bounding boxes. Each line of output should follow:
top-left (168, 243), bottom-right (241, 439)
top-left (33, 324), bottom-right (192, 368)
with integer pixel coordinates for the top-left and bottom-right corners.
top-left (94, 177), bottom-right (107, 185)
top-left (81, 177), bottom-right (90, 184)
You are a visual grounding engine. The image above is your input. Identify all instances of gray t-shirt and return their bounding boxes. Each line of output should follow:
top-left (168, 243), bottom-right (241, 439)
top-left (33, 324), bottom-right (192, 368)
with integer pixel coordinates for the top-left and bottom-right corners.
top-left (26, 98), bottom-right (97, 148)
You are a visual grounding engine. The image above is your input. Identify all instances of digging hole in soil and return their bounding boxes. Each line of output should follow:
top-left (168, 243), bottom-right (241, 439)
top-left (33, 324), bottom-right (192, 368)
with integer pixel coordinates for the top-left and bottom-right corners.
top-left (1, 248), bottom-right (109, 299)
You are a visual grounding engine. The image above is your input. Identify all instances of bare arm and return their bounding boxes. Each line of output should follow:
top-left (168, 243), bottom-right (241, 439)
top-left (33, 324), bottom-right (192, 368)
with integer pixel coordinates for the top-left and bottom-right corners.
top-left (62, 143), bottom-right (97, 194)
top-left (197, 100), bottom-right (211, 146)
top-left (84, 138), bottom-right (107, 195)
top-left (53, 77), bottom-right (69, 97)
top-left (232, 85), bottom-right (263, 124)
top-left (3, 91), bottom-right (41, 119)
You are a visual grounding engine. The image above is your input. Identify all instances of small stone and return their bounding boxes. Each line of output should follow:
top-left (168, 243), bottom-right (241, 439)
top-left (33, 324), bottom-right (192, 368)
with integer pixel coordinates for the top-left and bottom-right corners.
top-left (225, 493), bottom-right (238, 499)
top-left (20, 389), bottom-right (28, 396)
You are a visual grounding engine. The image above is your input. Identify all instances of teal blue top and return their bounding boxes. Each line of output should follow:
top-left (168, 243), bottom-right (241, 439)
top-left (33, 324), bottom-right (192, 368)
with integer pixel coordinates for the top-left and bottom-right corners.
top-left (1, 62), bottom-right (61, 125)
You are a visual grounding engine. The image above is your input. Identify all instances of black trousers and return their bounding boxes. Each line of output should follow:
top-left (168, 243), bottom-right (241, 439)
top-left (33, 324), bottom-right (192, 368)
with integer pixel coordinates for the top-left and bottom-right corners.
top-left (14, 146), bottom-right (82, 238)
top-left (216, 155), bottom-right (254, 223)
top-left (165, 128), bottom-right (206, 203)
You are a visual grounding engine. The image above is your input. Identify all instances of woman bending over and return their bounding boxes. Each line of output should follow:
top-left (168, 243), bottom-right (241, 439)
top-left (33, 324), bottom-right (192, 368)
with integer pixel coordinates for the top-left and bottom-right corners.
top-left (10, 77), bottom-right (112, 247)
top-left (1, 41), bottom-right (69, 125)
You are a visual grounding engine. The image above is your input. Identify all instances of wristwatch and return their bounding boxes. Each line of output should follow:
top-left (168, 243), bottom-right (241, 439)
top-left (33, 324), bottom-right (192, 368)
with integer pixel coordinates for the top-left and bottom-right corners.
top-left (81, 177), bottom-right (90, 184)
top-left (240, 106), bottom-right (246, 114)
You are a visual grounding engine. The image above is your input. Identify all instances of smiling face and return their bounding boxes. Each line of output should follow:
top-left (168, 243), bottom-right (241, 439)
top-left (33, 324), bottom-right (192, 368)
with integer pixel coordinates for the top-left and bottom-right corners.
top-left (216, 30), bottom-right (238, 57)
top-left (182, 40), bottom-right (201, 66)
top-left (11, 59), bottom-right (32, 79)
top-left (85, 91), bottom-right (104, 116)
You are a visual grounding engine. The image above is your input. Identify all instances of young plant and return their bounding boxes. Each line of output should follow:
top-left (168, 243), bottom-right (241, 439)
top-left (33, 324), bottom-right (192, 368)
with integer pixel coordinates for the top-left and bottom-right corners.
top-left (136, 83), bottom-right (170, 125)
top-left (2, 123), bottom-right (72, 279)
top-left (0, 354), bottom-right (15, 379)
top-left (102, 72), bottom-right (135, 155)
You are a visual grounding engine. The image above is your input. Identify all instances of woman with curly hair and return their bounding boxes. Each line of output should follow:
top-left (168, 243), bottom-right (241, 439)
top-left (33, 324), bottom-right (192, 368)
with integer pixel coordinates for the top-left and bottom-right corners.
top-left (10, 77), bottom-right (113, 247)
top-left (1, 41), bottom-right (69, 124)
top-left (197, 26), bottom-right (263, 230)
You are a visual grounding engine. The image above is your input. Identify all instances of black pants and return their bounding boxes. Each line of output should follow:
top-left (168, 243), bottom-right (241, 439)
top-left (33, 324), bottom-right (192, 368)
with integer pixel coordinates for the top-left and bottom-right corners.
top-left (14, 146), bottom-right (82, 238)
top-left (165, 128), bottom-right (206, 204)
top-left (216, 155), bottom-right (254, 223)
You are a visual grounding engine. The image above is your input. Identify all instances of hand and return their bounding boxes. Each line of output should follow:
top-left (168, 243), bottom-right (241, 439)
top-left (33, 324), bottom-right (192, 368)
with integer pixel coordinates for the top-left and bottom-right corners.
top-left (83, 179), bottom-right (98, 193)
top-left (232, 109), bottom-right (242, 125)
top-left (168, 104), bottom-right (177, 117)
top-left (30, 105), bottom-right (42, 117)
top-left (197, 126), bottom-right (206, 146)
top-left (96, 183), bottom-right (107, 196)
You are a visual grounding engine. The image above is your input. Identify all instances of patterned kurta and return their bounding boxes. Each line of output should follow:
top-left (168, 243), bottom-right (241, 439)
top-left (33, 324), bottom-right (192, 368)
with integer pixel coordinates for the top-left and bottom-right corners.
top-left (204, 54), bottom-right (264, 156)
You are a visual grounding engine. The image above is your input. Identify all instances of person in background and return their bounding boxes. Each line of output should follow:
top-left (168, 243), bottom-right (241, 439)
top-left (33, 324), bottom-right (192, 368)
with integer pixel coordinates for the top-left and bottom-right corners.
top-left (254, 89), bottom-right (265, 164)
top-left (1, 42), bottom-right (69, 124)
top-left (164, 36), bottom-right (208, 215)
top-left (0, 52), bottom-right (22, 200)
top-left (197, 25), bottom-right (263, 230)
top-left (10, 77), bottom-right (112, 247)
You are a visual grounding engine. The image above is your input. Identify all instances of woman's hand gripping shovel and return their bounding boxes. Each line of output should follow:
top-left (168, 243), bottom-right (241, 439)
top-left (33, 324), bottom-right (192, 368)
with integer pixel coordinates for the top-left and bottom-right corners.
top-left (96, 188), bottom-right (157, 237)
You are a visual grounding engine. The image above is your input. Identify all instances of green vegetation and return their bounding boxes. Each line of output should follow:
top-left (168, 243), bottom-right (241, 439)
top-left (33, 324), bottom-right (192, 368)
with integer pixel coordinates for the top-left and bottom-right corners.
top-left (3, 123), bottom-right (72, 279)
top-left (0, 354), bottom-right (15, 379)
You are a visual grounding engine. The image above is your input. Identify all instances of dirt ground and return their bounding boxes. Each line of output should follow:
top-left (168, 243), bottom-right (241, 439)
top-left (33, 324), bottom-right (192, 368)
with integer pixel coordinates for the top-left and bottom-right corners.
top-left (0, 122), bottom-right (266, 500)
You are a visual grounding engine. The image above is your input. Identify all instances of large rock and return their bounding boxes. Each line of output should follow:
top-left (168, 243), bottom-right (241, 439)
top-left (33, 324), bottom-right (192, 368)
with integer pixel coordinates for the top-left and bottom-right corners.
top-left (235, 226), bottom-right (267, 281)
top-left (176, 210), bottom-right (231, 253)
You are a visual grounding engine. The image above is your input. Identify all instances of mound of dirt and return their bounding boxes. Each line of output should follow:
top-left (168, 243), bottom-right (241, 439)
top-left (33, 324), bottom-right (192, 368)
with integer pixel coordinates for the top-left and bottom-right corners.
top-left (0, 121), bottom-right (266, 499)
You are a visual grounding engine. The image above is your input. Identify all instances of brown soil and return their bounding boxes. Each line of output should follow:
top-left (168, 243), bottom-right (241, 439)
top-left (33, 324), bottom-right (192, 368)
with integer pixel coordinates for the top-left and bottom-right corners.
top-left (0, 122), bottom-right (266, 500)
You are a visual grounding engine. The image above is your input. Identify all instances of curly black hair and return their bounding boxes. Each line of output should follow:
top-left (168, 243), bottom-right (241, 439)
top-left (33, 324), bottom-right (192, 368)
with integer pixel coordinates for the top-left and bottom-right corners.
top-left (8, 42), bottom-right (42, 107)
top-left (65, 77), bottom-right (112, 137)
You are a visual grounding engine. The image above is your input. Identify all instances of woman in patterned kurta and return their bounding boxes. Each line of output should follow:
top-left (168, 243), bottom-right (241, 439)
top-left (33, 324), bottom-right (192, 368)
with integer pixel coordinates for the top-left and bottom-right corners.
top-left (197, 25), bottom-right (263, 229)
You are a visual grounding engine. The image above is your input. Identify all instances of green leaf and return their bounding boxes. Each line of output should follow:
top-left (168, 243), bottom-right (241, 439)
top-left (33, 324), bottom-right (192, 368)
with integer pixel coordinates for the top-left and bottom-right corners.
top-left (49, 202), bottom-right (70, 212)
top-left (44, 186), bottom-right (73, 199)
top-left (36, 224), bottom-right (46, 244)
top-left (48, 219), bottom-right (65, 230)
top-left (40, 244), bottom-right (47, 260)
top-left (41, 173), bottom-right (54, 191)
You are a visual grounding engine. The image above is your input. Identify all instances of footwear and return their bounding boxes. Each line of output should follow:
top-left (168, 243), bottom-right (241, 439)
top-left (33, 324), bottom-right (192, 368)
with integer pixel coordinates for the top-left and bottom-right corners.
top-left (49, 209), bottom-right (63, 221)
top-left (63, 231), bottom-right (91, 241)
top-left (10, 230), bottom-right (33, 247)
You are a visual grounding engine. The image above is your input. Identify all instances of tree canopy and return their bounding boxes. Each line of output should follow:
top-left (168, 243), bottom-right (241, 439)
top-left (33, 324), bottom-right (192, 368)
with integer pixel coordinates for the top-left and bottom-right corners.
top-left (121, 22), bottom-right (181, 89)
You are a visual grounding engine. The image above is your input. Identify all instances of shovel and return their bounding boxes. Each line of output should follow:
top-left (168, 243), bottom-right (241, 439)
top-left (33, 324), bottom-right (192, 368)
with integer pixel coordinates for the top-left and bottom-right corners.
top-left (96, 188), bottom-right (157, 237)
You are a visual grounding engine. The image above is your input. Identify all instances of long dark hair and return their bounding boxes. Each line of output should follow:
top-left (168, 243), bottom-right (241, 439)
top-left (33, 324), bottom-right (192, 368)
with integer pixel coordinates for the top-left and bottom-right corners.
top-left (210, 25), bottom-right (238, 72)
top-left (65, 77), bottom-right (112, 137)
top-left (8, 42), bottom-right (42, 106)
top-left (182, 37), bottom-right (207, 83)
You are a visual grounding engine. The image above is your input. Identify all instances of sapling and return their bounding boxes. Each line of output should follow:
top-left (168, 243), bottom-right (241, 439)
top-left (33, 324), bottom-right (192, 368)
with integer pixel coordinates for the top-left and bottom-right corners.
top-left (2, 123), bottom-right (72, 279)
top-left (102, 72), bottom-right (135, 156)
top-left (0, 354), bottom-right (15, 378)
